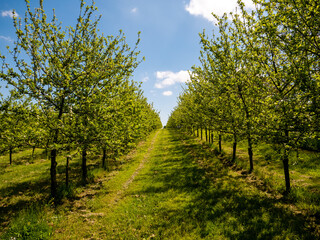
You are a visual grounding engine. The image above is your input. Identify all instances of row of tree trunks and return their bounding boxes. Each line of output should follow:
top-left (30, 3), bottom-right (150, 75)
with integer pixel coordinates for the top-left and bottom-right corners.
top-left (194, 129), bottom-right (254, 176)
top-left (194, 126), bottom-right (291, 193)
top-left (195, 128), bottom-right (223, 154)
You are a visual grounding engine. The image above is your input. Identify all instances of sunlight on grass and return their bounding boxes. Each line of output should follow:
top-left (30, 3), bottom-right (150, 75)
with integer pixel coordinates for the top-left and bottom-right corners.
top-left (1, 130), bottom-right (318, 239)
top-left (51, 129), bottom-right (316, 239)
top-left (216, 137), bottom-right (320, 216)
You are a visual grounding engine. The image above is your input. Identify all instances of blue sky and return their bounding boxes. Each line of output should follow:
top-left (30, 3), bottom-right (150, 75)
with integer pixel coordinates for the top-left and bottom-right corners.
top-left (0, 0), bottom-right (254, 125)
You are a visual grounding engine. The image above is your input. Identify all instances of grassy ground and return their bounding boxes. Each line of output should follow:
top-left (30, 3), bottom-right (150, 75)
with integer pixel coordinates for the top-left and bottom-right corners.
top-left (212, 136), bottom-right (320, 218)
top-left (0, 145), bottom-right (108, 233)
top-left (1, 129), bottom-right (318, 239)
top-left (0, 148), bottom-right (51, 228)
top-left (53, 130), bottom-right (317, 239)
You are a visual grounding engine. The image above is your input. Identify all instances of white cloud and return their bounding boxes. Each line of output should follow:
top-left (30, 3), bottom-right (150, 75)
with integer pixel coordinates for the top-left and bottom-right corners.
top-left (0, 35), bottom-right (13, 42)
top-left (131, 7), bottom-right (138, 13)
top-left (163, 91), bottom-right (173, 96)
top-left (155, 70), bottom-right (190, 89)
top-left (1, 10), bottom-right (19, 18)
top-left (185, 0), bottom-right (254, 22)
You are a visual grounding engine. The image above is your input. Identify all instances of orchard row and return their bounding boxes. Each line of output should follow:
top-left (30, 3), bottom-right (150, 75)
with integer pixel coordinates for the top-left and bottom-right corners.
top-left (0, 0), bottom-right (162, 202)
top-left (167, 0), bottom-right (320, 194)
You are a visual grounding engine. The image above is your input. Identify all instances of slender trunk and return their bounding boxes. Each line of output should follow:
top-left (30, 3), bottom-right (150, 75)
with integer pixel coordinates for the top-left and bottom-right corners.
top-left (9, 147), bottom-right (13, 165)
top-left (82, 147), bottom-right (87, 185)
top-left (283, 151), bottom-right (290, 193)
top-left (205, 128), bottom-right (208, 142)
top-left (200, 127), bottom-right (203, 140)
top-left (197, 128), bottom-right (199, 137)
top-left (66, 156), bottom-right (70, 187)
top-left (283, 129), bottom-right (291, 194)
top-left (32, 145), bottom-right (36, 160)
top-left (102, 148), bottom-right (106, 170)
top-left (238, 85), bottom-right (254, 173)
top-left (245, 118), bottom-right (254, 173)
top-left (248, 137), bottom-right (253, 173)
top-left (232, 133), bottom-right (237, 162)
top-left (50, 148), bottom-right (58, 198)
top-left (219, 134), bottom-right (222, 153)
top-left (211, 133), bottom-right (214, 144)
top-left (50, 97), bottom-right (65, 201)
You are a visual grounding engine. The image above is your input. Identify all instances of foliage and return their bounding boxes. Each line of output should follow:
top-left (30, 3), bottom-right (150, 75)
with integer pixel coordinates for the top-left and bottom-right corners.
top-left (0, 0), bottom-right (161, 200)
top-left (168, 0), bottom-right (320, 194)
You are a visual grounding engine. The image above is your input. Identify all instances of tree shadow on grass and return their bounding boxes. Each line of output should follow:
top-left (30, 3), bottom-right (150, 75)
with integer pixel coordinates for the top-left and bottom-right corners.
top-left (135, 130), bottom-right (316, 239)
top-left (0, 154), bottom-right (102, 232)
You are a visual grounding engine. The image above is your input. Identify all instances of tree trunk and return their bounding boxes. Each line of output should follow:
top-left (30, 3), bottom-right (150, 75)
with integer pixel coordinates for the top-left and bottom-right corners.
top-left (82, 147), bottom-right (87, 185)
top-left (283, 129), bottom-right (291, 194)
top-left (248, 137), bottom-right (253, 173)
top-left (9, 147), bottom-right (13, 165)
top-left (232, 133), bottom-right (237, 162)
top-left (219, 134), bottom-right (222, 153)
top-left (283, 151), bottom-right (290, 194)
top-left (50, 148), bottom-right (58, 199)
top-left (66, 156), bottom-right (70, 187)
top-left (205, 128), bottom-right (208, 142)
top-left (102, 148), bottom-right (106, 170)
top-left (50, 97), bottom-right (65, 201)
top-left (200, 127), bottom-right (203, 140)
top-left (238, 85), bottom-right (254, 173)
top-left (32, 145), bottom-right (36, 160)
top-left (197, 128), bottom-right (199, 137)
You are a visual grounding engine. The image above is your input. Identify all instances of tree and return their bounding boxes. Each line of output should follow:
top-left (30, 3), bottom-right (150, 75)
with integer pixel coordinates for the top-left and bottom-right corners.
top-left (0, 95), bottom-right (29, 165)
top-left (0, 0), bottom-right (142, 200)
top-left (244, 0), bottom-right (316, 193)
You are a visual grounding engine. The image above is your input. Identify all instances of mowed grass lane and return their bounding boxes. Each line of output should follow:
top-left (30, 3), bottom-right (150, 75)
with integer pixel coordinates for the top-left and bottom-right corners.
top-left (52, 129), bottom-right (315, 239)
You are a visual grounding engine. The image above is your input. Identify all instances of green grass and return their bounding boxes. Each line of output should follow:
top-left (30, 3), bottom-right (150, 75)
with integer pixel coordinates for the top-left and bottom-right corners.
top-left (0, 148), bottom-right (51, 230)
top-left (201, 134), bottom-right (320, 217)
top-left (0, 145), bottom-right (108, 233)
top-left (1, 130), bottom-right (319, 239)
top-left (2, 205), bottom-right (53, 240)
top-left (52, 129), bottom-right (316, 239)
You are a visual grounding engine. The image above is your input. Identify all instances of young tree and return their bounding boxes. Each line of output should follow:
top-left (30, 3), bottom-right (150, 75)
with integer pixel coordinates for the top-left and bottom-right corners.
top-left (0, 0), bottom-right (142, 200)
top-left (0, 95), bottom-right (30, 165)
top-left (240, 0), bottom-right (317, 193)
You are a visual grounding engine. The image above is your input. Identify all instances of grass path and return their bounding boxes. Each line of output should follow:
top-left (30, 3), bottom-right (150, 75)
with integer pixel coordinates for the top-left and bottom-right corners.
top-left (51, 129), bottom-right (316, 239)
top-left (107, 130), bottom-right (159, 208)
